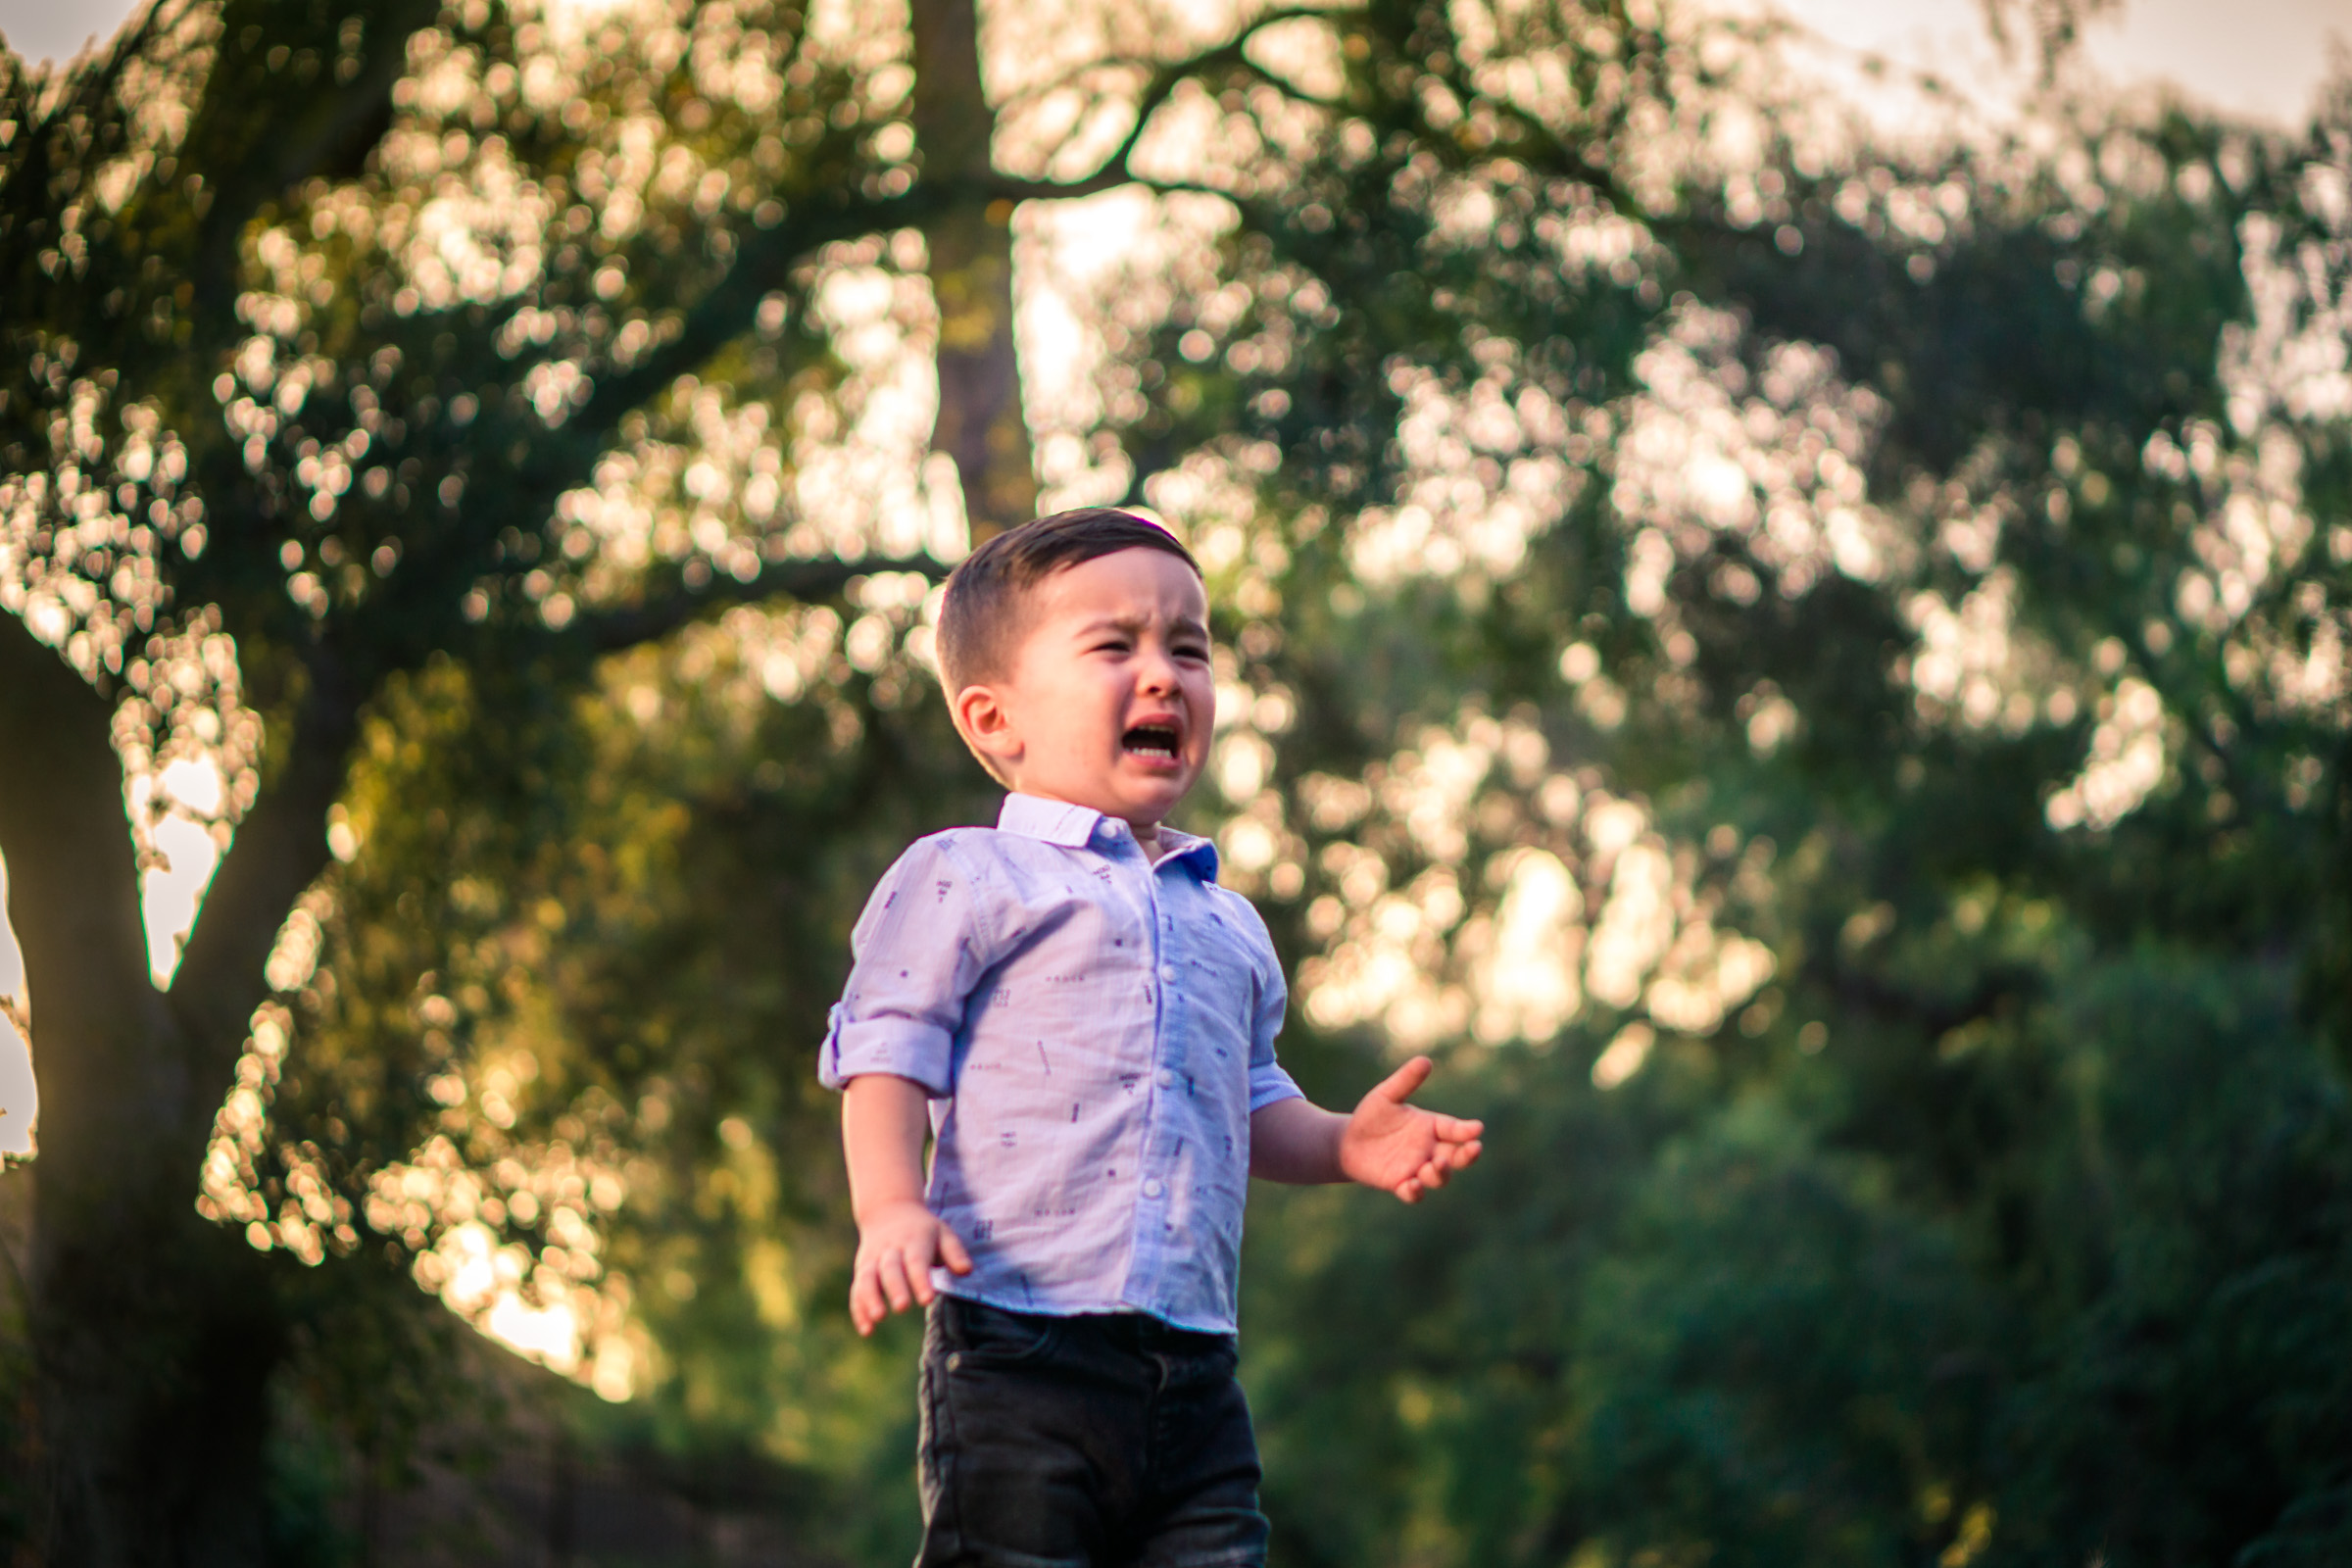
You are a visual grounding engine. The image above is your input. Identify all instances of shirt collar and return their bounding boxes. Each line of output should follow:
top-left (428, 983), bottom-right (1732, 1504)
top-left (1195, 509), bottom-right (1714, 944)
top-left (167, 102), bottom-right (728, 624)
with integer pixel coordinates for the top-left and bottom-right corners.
top-left (997, 793), bottom-right (1100, 847)
top-left (996, 794), bottom-right (1221, 881)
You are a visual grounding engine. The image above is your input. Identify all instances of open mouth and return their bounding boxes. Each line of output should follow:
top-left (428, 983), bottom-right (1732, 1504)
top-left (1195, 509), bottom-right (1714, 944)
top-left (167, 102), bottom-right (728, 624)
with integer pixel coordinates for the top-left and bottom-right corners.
top-left (1121, 722), bottom-right (1182, 762)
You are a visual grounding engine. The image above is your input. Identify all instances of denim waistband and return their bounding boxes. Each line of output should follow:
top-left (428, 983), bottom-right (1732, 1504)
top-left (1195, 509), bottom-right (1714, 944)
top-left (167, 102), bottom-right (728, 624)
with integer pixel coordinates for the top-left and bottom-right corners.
top-left (944, 1294), bottom-right (1236, 1355)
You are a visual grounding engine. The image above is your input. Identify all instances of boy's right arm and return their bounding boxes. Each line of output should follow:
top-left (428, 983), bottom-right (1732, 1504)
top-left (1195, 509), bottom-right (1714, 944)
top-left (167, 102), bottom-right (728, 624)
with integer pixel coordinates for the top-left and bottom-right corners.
top-left (841, 1072), bottom-right (971, 1336)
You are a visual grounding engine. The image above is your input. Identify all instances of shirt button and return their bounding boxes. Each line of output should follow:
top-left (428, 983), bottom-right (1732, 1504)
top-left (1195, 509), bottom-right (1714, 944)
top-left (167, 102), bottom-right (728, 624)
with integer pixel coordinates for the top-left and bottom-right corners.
top-left (1155, 1068), bottom-right (1175, 1089)
top-left (1159, 964), bottom-right (1177, 981)
top-left (1142, 1178), bottom-right (1165, 1199)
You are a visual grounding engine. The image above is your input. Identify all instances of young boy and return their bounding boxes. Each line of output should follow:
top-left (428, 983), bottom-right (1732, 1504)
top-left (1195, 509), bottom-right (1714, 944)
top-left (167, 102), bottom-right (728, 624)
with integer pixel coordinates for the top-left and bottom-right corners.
top-left (820, 508), bottom-right (1484, 1567)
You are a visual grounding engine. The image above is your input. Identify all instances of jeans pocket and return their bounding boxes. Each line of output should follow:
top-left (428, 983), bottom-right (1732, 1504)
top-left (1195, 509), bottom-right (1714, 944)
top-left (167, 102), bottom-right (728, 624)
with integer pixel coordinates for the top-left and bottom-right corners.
top-left (947, 1298), bottom-right (1061, 1368)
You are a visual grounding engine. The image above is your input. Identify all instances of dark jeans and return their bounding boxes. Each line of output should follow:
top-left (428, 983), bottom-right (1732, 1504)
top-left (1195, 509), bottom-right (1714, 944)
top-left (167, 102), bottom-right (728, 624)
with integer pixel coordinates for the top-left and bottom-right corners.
top-left (914, 1296), bottom-right (1270, 1568)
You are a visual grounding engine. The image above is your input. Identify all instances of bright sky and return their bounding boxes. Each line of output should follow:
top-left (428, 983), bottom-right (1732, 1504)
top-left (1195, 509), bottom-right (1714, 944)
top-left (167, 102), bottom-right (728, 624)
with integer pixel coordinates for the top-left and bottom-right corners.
top-left (1740, 0), bottom-right (2347, 128)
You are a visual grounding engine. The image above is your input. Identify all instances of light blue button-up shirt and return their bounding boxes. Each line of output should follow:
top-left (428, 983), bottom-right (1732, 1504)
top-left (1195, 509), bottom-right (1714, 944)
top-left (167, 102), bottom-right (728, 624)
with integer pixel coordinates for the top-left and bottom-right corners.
top-left (819, 793), bottom-right (1301, 1333)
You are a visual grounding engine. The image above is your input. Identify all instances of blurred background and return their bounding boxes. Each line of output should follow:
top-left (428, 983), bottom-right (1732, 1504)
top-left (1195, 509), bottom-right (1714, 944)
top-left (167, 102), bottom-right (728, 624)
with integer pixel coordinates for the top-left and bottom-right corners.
top-left (1, 0), bottom-right (2347, 1561)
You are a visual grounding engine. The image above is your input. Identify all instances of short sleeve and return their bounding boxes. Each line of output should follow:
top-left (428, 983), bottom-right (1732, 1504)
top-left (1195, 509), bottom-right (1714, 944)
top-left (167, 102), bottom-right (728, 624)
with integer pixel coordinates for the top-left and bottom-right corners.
top-left (1236, 898), bottom-right (1303, 1113)
top-left (819, 837), bottom-right (1000, 1096)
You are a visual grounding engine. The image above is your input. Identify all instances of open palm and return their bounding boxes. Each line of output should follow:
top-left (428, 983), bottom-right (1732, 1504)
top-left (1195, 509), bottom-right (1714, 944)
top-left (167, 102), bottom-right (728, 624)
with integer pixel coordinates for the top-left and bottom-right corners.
top-left (1338, 1056), bottom-right (1486, 1202)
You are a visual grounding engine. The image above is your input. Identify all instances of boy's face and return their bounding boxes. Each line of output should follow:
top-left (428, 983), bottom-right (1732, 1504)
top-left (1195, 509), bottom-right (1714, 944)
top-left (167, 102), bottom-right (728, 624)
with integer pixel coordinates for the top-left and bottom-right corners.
top-left (956, 547), bottom-right (1215, 834)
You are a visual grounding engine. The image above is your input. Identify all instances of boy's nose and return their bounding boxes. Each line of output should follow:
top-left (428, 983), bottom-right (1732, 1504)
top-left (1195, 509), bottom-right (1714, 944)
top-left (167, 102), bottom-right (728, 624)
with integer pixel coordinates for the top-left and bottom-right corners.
top-left (1135, 646), bottom-right (1178, 694)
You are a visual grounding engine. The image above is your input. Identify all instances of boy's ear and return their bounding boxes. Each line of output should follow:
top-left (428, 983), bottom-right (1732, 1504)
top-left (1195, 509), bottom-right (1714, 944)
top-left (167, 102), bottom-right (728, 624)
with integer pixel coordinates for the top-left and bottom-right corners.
top-left (953, 682), bottom-right (1024, 772)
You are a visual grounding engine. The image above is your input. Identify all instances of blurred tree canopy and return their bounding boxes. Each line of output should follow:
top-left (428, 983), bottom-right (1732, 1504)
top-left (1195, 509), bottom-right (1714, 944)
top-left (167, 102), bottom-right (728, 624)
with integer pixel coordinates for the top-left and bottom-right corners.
top-left (1, 0), bottom-right (2347, 1562)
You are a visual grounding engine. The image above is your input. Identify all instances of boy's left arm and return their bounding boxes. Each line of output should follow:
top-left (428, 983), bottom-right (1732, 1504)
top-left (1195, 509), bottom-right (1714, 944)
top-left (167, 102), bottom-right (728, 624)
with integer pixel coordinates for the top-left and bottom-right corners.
top-left (1250, 1055), bottom-right (1484, 1202)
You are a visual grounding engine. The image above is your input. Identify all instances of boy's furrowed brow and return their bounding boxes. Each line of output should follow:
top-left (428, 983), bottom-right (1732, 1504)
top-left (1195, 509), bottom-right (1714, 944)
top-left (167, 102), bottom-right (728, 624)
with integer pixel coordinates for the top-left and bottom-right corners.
top-left (1071, 610), bottom-right (1207, 639)
top-left (1068, 612), bottom-right (1145, 638)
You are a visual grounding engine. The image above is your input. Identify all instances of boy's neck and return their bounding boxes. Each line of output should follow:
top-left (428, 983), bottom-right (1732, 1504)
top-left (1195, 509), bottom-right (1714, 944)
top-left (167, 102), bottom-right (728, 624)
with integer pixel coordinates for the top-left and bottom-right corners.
top-left (1116, 814), bottom-right (1169, 861)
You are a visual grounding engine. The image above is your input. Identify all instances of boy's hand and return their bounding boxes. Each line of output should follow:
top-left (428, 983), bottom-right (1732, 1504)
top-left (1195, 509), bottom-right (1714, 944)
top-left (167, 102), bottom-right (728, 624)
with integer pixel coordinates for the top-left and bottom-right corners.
top-left (849, 1199), bottom-right (972, 1336)
top-left (1338, 1055), bottom-right (1485, 1202)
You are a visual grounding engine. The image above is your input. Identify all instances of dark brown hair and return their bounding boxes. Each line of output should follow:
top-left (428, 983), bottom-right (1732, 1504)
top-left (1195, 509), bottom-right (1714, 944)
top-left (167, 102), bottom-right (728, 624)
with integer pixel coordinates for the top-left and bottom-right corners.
top-left (936, 508), bottom-right (1201, 699)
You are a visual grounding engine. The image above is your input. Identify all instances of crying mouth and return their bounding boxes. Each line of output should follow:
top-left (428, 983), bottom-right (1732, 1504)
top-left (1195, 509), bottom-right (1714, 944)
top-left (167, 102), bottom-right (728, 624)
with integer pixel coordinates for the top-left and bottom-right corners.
top-left (1122, 724), bottom-right (1179, 760)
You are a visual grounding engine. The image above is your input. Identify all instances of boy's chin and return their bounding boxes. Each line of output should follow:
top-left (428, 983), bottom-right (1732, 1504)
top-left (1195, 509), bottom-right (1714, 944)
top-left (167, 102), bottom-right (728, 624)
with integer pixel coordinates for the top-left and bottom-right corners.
top-left (1015, 771), bottom-right (1195, 822)
top-left (1109, 769), bottom-right (1200, 819)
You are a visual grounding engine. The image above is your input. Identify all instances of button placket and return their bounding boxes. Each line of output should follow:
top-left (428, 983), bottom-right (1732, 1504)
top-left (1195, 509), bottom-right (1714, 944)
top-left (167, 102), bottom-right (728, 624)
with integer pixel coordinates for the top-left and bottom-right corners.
top-left (1145, 862), bottom-right (1196, 1288)
top-left (1128, 856), bottom-right (1172, 1300)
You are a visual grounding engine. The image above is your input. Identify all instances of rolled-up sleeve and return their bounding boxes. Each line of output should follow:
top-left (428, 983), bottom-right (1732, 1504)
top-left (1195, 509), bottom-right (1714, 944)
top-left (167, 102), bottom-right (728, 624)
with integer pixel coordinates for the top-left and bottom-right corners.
top-left (819, 838), bottom-right (998, 1096)
top-left (1243, 916), bottom-right (1302, 1113)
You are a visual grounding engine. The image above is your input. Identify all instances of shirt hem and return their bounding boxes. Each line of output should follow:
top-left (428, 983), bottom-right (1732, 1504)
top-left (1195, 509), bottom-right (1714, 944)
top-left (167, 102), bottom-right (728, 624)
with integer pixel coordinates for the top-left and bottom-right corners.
top-left (936, 1279), bottom-right (1238, 1337)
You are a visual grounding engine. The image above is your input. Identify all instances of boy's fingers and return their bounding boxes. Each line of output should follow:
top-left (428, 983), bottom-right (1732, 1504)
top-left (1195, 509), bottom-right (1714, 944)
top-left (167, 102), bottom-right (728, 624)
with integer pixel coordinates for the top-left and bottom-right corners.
top-left (1434, 1114), bottom-right (1485, 1142)
top-left (850, 1273), bottom-right (883, 1334)
top-left (1372, 1055), bottom-right (1435, 1104)
top-left (1395, 1177), bottom-right (1424, 1203)
top-left (877, 1251), bottom-right (915, 1313)
top-left (939, 1228), bottom-right (975, 1275)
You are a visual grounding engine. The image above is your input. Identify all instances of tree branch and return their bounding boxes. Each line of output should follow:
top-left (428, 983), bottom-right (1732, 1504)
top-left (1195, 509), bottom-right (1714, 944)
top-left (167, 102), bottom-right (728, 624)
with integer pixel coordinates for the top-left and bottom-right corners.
top-left (568, 553), bottom-right (949, 656)
top-left (166, 636), bottom-right (365, 1084)
top-left (183, 0), bottom-right (447, 314)
top-left (0, 613), bottom-right (149, 1046)
top-left (989, 9), bottom-right (1635, 220)
top-left (351, 186), bottom-right (944, 661)
top-left (0, 610), bottom-right (181, 1174)
top-left (159, 544), bottom-right (944, 1064)
top-left (1001, 3), bottom-right (1350, 115)
top-left (999, 6), bottom-right (1359, 204)
top-left (570, 186), bottom-right (940, 434)
top-left (1226, 53), bottom-right (1347, 113)
top-left (159, 536), bottom-right (939, 1141)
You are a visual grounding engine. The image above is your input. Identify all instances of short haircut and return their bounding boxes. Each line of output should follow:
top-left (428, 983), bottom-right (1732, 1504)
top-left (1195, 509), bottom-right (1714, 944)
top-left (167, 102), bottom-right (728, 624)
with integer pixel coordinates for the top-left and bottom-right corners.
top-left (936, 508), bottom-right (1201, 700)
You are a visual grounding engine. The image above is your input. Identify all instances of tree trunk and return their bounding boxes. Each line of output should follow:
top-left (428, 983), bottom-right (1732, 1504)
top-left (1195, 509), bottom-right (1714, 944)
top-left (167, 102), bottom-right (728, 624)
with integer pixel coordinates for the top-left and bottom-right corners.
top-left (0, 612), bottom-right (279, 1564)
top-left (910, 0), bottom-right (1037, 543)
